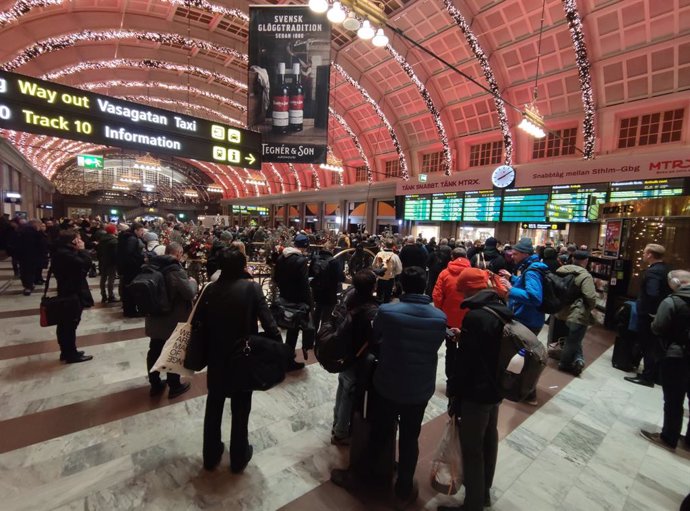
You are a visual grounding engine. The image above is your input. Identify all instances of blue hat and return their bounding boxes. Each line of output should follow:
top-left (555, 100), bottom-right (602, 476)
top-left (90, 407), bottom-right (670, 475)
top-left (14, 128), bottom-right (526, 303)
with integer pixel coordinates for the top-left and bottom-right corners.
top-left (513, 237), bottom-right (534, 255)
top-left (294, 234), bottom-right (309, 248)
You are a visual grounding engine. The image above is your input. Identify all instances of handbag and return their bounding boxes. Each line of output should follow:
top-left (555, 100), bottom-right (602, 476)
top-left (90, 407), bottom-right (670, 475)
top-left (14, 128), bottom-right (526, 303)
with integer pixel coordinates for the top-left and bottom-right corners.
top-left (152, 283), bottom-right (210, 376)
top-left (227, 333), bottom-right (293, 392)
top-left (39, 267), bottom-right (81, 327)
top-left (430, 417), bottom-right (463, 495)
top-left (270, 296), bottom-right (309, 330)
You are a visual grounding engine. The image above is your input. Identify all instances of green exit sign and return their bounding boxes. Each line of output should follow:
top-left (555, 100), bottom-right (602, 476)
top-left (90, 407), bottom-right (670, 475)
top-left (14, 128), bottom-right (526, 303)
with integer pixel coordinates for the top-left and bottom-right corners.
top-left (418, 173), bottom-right (428, 182)
top-left (77, 154), bottom-right (104, 169)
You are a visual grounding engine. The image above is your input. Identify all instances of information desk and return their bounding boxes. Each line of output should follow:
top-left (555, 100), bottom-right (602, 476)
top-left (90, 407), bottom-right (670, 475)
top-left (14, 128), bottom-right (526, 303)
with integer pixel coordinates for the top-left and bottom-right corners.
top-left (609, 178), bottom-right (685, 203)
top-left (550, 183), bottom-right (609, 223)
top-left (403, 194), bottom-right (432, 221)
top-left (501, 187), bottom-right (551, 223)
top-left (430, 192), bottom-right (463, 221)
top-left (462, 190), bottom-right (501, 222)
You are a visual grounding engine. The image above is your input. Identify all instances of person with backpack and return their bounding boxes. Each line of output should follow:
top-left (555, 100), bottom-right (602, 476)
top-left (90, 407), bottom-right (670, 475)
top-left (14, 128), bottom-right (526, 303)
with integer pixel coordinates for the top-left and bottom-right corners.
top-left (373, 239), bottom-right (402, 304)
top-left (96, 223), bottom-right (119, 303)
top-left (309, 240), bottom-right (345, 332)
top-left (471, 237), bottom-right (505, 274)
top-left (552, 250), bottom-right (597, 376)
top-left (143, 231), bottom-right (165, 259)
top-left (329, 270), bottom-right (380, 446)
top-left (440, 268), bottom-right (513, 511)
top-left (499, 237), bottom-right (547, 405)
top-left (117, 222), bottom-right (146, 317)
top-left (426, 238), bottom-right (452, 296)
top-left (640, 270), bottom-right (690, 451)
top-left (273, 234), bottom-right (313, 371)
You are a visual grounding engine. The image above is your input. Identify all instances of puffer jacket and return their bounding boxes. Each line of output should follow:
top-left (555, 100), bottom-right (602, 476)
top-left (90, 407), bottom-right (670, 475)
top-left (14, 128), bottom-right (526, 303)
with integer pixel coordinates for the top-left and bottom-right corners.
top-left (508, 254), bottom-right (548, 331)
top-left (373, 293), bottom-right (447, 404)
top-left (432, 257), bottom-right (472, 328)
top-left (554, 264), bottom-right (597, 326)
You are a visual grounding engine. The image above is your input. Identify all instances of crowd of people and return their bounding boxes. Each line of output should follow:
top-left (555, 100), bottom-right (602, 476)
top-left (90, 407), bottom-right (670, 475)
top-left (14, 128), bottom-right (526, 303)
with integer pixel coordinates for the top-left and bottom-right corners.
top-left (0, 212), bottom-right (688, 510)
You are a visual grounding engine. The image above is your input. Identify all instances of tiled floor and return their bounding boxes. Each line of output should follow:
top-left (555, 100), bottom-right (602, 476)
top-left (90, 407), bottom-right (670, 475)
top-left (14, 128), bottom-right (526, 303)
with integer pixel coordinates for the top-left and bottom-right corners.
top-left (0, 262), bottom-right (688, 510)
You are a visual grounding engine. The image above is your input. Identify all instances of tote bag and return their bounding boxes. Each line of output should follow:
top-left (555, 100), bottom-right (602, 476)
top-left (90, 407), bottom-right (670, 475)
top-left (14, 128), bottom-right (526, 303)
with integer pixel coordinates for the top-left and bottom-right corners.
top-left (40, 268), bottom-right (80, 327)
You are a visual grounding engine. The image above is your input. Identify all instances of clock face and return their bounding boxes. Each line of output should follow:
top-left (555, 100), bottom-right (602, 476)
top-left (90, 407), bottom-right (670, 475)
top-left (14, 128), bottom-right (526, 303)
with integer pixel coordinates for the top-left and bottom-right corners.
top-left (492, 165), bottom-right (515, 188)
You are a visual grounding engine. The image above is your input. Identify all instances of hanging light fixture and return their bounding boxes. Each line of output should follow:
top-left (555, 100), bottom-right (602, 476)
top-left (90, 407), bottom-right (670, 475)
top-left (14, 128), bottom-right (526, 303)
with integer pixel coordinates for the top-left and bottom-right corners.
top-left (372, 28), bottom-right (389, 47)
top-left (245, 178), bottom-right (267, 187)
top-left (320, 152), bottom-right (344, 172)
top-left (308, 0), bottom-right (329, 14)
top-left (357, 19), bottom-right (375, 40)
top-left (519, 103), bottom-right (546, 138)
top-left (327, 2), bottom-right (347, 23)
top-left (342, 12), bottom-right (361, 31)
top-left (207, 185), bottom-right (223, 193)
top-left (183, 189), bottom-right (199, 198)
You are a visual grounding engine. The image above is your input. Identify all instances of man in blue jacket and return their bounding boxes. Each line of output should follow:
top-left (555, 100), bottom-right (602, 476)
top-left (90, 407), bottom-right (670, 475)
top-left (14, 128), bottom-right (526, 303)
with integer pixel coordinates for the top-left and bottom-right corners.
top-left (499, 237), bottom-right (547, 405)
top-left (370, 266), bottom-right (447, 509)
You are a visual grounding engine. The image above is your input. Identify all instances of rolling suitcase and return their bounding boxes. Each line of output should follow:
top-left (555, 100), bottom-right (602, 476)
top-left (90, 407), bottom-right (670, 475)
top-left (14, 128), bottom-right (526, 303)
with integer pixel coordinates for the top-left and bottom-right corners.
top-left (611, 302), bottom-right (640, 372)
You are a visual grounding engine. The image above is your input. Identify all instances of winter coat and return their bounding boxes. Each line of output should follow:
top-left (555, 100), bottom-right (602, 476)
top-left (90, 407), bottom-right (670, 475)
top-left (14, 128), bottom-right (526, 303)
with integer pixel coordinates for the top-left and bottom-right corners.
top-left (96, 233), bottom-right (118, 270)
top-left (508, 255), bottom-right (548, 331)
top-left (274, 247), bottom-right (312, 305)
top-left (651, 285), bottom-right (690, 358)
top-left (373, 249), bottom-right (402, 281)
top-left (399, 244), bottom-right (427, 269)
top-left (554, 264), bottom-right (597, 326)
top-left (196, 277), bottom-right (282, 396)
top-left (427, 245), bottom-right (452, 292)
top-left (144, 255), bottom-right (198, 341)
top-left (372, 293), bottom-right (447, 404)
top-left (343, 289), bottom-right (380, 357)
top-left (51, 244), bottom-right (94, 308)
top-left (450, 289), bottom-right (513, 405)
top-left (432, 257), bottom-right (472, 328)
top-left (309, 249), bottom-right (344, 305)
top-left (145, 241), bottom-right (166, 257)
top-left (637, 262), bottom-right (671, 317)
top-left (117, 231), bottom-right (144, 276)
top-left (482, 246), bottom-right (506, 274)
top-left (15, 225), bottom-right (46, 267)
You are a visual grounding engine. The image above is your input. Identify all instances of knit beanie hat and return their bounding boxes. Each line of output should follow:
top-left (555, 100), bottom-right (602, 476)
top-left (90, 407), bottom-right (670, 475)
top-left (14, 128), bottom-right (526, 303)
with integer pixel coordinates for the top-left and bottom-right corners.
top-left (573, 250), bottom-right (590, 261)
top-left (294, 234), bottom-right (309, 248)
top-left (220, 231), bottom-right (233, 241)
top-left (456, 268), bottom-right (489, 293)
top-left (104, 223), bottom-right (117, 235)
top-left (143, 232), bottom-right (158, 243)
top-left (513, 237), bottom-right (534, 255)
top-left (484, 237), bottom-right (498, 248)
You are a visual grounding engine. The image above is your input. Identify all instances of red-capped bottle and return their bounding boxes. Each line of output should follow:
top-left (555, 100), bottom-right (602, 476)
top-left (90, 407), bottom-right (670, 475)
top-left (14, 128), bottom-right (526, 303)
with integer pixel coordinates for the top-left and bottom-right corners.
top-left (289, 63), bottom-right (304, 132)
top-left (272, 62), bottom-right (289, 134)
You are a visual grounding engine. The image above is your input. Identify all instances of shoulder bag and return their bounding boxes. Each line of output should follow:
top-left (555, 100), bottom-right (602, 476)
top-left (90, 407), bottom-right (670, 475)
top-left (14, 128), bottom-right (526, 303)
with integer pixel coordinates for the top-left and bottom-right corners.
top-left (39, 267), bottom-right (81, 327)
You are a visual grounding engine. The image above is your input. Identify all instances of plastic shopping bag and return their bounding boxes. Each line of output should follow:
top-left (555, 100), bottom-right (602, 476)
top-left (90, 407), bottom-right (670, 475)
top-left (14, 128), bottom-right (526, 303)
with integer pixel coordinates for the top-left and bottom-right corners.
top-left (430, 417), bottom-right (463, 495)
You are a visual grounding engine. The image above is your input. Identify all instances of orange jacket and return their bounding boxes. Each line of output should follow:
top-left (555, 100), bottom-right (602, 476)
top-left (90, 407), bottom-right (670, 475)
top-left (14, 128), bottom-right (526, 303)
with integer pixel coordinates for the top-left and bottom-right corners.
top-left (433, 257), bottom-right (472, 328)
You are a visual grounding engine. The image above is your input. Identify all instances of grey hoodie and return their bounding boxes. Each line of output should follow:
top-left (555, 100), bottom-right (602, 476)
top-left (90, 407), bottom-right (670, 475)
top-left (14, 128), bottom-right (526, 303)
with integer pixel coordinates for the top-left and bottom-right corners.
top-left (652, 285), bottom-right (690, 358)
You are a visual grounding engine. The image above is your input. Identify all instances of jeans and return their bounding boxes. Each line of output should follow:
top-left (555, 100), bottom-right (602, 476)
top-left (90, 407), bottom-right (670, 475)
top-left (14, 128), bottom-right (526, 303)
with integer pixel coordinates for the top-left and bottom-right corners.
top-left (56, 308), bottom-right (82, 358)
top-left (660, 356), bottom-right (690, 448)
top-left (100, 266), bottom-right (116, 300)
top-left (459, 401), bottom-right (499, 511)
top-left (333, 364), bottom-right (358, 438)
top-left (146, 338), bottom-right (181, 388)
top-left (313, 302), bottom-right (334, 333)
top-left (555, 319), bottom-right (587, 369)
top-left (370, 393), bottom-right (427, 497)
top-left (376, 278), bottom-right (394, 304)
top-left (203, 390), bottom-right (253, 467)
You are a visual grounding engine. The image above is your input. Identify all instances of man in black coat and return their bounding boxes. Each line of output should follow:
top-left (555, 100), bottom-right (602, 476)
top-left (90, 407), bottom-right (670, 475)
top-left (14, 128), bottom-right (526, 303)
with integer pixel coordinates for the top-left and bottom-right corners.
top-left (441, 268), bottom-right (512, 511)
top-left (309, 240), bottom-right (345, 331)
top-left (273, 234), bottom-right (312, 371)
top-left (52, 230), bottom-right (94, 363)
top-left (117, 222), bottom-right (146, 317)
top-left (399, 236), bottom-right (427, 269)
top-left (16, 220), bottom-right (47, 296)
top-left (96, 223), bottom-right (119, 303)
top-left (625, 243), bottom-right (671, 387)
top-left (425, 238), bottom-right (451, 296)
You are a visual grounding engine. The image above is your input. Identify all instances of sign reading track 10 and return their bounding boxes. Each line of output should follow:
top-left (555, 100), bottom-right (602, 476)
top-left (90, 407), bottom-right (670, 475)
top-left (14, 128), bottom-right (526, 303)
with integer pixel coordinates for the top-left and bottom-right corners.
top-left (0, 70), bottom-right (262, 169)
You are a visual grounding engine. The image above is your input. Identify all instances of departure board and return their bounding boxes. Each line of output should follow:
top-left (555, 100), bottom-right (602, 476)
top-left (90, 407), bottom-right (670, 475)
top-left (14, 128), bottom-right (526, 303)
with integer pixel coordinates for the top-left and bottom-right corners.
top-left (609, 179), bottom-right (685, 203)
top-left (501, 187), bottom-right (551, 222)
top-left (550, 183), bottom-right (609, 222)
top-left (463, 190), bottom-right (501, 222)
top-left (431, 192), bottom-right (463, 221)
top-left (403, 194), bottom-right (431, 220)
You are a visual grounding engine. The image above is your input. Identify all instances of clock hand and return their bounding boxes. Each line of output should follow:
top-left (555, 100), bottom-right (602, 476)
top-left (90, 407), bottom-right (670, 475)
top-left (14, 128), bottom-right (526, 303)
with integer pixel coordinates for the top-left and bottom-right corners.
top-left (497, 170), bottom-right (514, 180)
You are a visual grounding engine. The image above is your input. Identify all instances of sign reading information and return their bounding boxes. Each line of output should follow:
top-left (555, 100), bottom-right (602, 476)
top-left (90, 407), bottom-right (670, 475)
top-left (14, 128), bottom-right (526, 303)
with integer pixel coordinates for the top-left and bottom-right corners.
top-left (0, 70), bottom-right (262, 169)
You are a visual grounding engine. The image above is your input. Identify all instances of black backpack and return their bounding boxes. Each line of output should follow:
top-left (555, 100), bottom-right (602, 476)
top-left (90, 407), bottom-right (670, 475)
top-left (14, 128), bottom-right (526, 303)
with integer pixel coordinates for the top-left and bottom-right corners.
top-left (310, 253), bottom-right (332, 290)
top-left (126, 263), bottom-right (173, 315)
top-left (670, 295), bottom-right (690, 355)
top-left (525, 267), bottom-right (579, 314)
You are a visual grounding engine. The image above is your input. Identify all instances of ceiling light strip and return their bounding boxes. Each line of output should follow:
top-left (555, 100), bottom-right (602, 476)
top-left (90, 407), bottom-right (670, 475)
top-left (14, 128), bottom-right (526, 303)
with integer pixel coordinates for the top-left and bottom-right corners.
top-left (288, 163), bottom-right (302, 192)
top-left (311, 164), bottom-right (321, 191)
top-left (266, 163), bottom-right (285, 195)
top-left (0, 0), bottom-right (61, 26)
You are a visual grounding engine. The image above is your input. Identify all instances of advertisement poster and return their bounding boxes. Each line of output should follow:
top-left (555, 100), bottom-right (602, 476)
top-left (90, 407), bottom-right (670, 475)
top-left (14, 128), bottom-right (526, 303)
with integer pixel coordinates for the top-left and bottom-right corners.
top-left (604, 220), bottom-right (623, 257)
top-left (248, 5), bottom-right (330, 163)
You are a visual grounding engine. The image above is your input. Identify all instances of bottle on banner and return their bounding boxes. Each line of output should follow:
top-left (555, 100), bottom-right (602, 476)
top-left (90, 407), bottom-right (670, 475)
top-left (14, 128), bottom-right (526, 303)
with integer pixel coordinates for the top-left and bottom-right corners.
top-left (289, 63), bottom-right (304, 132)
top-left (272, 62), bottom-right (289, 135)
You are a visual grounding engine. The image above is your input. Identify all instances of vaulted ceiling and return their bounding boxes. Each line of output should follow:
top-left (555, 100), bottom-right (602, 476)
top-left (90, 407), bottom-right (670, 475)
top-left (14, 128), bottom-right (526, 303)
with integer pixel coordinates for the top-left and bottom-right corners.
top-left (0, 0), bottom-right (688, 198)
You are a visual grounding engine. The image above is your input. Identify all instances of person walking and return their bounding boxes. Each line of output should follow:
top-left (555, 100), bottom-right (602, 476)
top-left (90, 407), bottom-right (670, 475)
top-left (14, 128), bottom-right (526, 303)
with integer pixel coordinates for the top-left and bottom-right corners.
top-left (552, 250), bottom-right (597, 376)
top-left (625, 243), bottom-right (671, 387)
top-left (145, 242), bottom-right (196, 398)
top-left (51, 230), bottom-right (94, 363)
top-left (197, 249), bottom-right (282, 472)
top-left (370, 266), bottom-right (447, 509)
top-left (96, 223), bottom-right (119, 303)
top-left (640, 270), bottom-right (690, 451)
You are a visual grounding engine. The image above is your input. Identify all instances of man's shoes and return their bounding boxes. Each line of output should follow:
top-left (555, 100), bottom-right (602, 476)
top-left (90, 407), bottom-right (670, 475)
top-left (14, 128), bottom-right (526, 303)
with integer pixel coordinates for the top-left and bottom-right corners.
top-left (64, 354), bottom-right (93, 364)
top-left (640, 430), bottom-right (676, 451)
top-left (624, 376), bottom-right (654, 388)
top-left (107, 297), bottom-right (120, 303)
top-left (571, 360), bottom-right (585, 377)
top-left (203, 442), bottom-right (225, 471)
top-left (168, 382), bottom-right (192, 399)
top-left (523, 391), bottom-right (538, 406)
top-left (101, 296), bottom-right (108, 304)
top-left (59, 350), bottom-right (84, 361)
top-left (22, 289), bottom-right (31, 296)
top-left (287, 360), bottom-right (305, 372)
top-left (330, 434), bottom-right (350, 446)
top-left (485, 492), bottom-right (492, 507)
top-left (149, 381), bottom-right (167, 397)
top-left (393, 480), bottom-right (419, 511)
top-left (230, 445), bottom-right (253, 473)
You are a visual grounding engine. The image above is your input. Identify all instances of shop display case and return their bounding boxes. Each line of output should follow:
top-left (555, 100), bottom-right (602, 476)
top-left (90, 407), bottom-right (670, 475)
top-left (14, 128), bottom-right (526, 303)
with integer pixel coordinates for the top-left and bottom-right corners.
top-left (588, 256), bottom-right (630, 328)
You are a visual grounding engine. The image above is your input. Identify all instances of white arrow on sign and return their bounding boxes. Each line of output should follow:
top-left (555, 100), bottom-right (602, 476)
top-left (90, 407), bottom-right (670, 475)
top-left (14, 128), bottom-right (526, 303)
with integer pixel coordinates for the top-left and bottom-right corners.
top-left (244, 153), bottom-right (256, 165)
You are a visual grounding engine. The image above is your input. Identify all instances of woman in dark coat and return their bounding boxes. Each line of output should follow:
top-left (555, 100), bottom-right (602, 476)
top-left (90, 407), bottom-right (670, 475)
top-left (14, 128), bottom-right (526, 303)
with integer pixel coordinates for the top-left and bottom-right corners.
top-left (196, 248), bottom-right (281, 472)
top-left (51, 229), bottom-right (94, 363)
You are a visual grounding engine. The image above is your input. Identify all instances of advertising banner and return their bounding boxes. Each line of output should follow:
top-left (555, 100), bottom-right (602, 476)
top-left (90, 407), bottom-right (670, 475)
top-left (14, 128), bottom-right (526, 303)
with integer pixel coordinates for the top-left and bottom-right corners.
top-left (604, 220), bottom-right (623, 257)
top-left (248, 5), bottom-right (330, 164)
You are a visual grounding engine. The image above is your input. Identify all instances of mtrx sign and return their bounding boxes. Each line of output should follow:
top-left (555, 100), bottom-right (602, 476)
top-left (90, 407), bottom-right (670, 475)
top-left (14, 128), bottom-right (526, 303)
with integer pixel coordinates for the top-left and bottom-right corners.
top-left (0, 71), bottom-right (262, 169)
